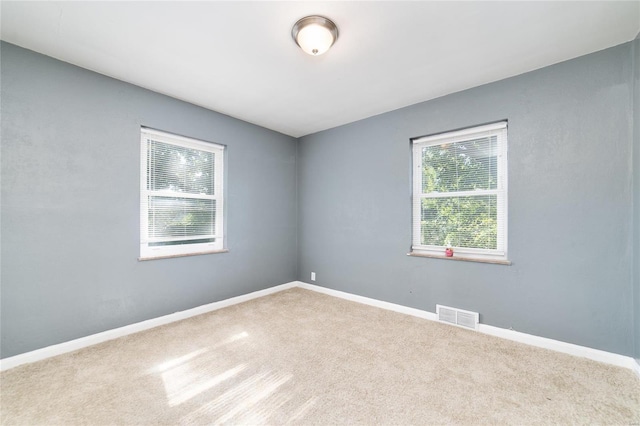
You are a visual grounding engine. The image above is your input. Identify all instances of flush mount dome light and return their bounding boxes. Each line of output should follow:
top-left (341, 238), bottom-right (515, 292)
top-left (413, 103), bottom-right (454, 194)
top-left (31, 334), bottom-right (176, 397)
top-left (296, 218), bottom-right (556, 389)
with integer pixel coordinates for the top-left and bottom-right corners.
top-left (292, 15), bottom-right (338, 56)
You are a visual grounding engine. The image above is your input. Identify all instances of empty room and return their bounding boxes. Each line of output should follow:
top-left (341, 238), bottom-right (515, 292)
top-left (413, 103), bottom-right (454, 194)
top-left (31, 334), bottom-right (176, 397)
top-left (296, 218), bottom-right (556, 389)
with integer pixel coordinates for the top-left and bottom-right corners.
top-left (1, 1), bottom-right (639, 424)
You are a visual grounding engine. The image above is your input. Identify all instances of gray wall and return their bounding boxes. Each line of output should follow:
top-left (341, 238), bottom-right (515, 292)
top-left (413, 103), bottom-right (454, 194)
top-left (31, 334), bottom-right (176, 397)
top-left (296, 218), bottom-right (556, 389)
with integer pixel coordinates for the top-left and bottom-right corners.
top-left (633, 38), bottom-right (640, 363)
top-left (0, 42), bottom-right (298, 358)
top-left (298, 42), bottom-right (636, 356)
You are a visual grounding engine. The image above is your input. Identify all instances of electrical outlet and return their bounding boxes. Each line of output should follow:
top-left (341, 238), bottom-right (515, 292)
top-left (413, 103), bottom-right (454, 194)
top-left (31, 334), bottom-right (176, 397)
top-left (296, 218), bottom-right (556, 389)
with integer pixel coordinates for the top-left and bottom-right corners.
top-left (311, 272), bottom-right (316, 281)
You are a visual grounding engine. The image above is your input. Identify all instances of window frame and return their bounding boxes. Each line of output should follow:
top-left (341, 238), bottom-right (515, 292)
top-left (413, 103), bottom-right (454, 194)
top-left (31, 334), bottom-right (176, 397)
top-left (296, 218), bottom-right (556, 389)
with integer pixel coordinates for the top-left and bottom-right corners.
top-left (411, 121), bottom-right (508, 263)
top-left (140, 128), bottom-right (225, 260)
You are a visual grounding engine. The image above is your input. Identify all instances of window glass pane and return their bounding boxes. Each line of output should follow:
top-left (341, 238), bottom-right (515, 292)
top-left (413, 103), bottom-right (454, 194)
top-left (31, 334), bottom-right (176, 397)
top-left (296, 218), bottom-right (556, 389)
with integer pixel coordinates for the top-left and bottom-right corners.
top-left (421, 136), bottom-right (497, 193)
top-left (147, 140), bottom-right (215, 195)
top-left (420, 195), bottom-right (497, 249)
top-left (148, 196), bottom-right (216, 239)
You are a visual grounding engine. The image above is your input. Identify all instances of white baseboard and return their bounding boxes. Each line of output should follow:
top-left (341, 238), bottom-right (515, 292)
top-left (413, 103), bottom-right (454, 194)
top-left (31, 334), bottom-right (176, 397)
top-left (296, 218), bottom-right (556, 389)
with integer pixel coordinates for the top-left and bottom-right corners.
top-left (2, 280), bottom-right (639, 379)
top-left (0, 282), bottom-right (297, 372)
top-left (295, 281), bottom-right (437, 321)
top-left (477, 324), bottom-right (638, 372)
top-left (633, 359), bottom-right (640, 379)
top-left (297, 282), bottom-right (640, 375)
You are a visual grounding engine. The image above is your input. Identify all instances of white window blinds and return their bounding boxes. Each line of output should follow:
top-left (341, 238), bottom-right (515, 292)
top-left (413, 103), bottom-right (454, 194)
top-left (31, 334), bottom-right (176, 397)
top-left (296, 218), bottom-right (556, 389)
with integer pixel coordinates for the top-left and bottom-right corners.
top-left (140, 128), bottom-right (224, 259)
top-left (412, 122), bottom-right (508, 261)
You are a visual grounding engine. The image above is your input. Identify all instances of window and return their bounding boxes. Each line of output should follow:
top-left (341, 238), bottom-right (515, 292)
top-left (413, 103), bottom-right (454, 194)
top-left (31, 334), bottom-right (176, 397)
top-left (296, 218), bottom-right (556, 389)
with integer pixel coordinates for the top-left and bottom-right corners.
top-left (140, 128), bottom-right (225, 259)
top-left (411, 122), bottom-right (508, 263)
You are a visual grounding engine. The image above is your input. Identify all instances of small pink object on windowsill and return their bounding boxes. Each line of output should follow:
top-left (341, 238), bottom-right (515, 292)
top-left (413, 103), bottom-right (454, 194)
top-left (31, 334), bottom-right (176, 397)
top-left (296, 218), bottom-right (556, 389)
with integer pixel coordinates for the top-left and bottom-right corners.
top-left (445, 248), bottom-right (454, 257)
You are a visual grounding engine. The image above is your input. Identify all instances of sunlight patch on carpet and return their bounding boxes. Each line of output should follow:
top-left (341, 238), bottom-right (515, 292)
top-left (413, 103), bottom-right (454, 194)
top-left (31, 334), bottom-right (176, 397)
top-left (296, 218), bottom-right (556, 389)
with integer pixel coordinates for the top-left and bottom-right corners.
top-left (166, 364), bottom-right (248, 407)
top-left (180, 371), bottom-right (292, 424)
top-left (154, 348), bottom-right (209, 373)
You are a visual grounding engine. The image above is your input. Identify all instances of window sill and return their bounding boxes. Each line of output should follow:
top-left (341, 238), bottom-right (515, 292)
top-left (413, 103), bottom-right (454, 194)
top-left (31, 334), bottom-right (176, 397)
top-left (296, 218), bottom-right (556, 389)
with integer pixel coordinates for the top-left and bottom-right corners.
top-left (407, 251), bottom-right (511, 265)
top-left (138, 249), bottom-right (229, 261)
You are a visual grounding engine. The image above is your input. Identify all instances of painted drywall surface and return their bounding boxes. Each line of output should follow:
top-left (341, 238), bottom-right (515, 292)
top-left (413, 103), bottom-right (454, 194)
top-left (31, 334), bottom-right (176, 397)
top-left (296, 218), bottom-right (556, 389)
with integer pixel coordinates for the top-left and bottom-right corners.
top-left (298, 43), bottom-right (635, 356)
top-left (0, 42), bottom-right (298, 358)
top-left (633, 38), bottom-right (640, 363)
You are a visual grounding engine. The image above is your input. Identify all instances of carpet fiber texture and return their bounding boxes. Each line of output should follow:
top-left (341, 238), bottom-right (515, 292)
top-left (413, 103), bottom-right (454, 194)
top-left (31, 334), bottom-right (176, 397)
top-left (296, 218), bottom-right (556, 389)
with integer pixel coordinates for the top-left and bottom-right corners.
top-left (1, 288), bottom-right (639, 425)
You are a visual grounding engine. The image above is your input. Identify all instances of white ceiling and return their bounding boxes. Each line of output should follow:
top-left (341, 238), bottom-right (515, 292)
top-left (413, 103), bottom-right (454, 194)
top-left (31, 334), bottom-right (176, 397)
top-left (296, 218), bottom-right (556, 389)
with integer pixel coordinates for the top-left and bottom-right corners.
top-left (1, 1), bottom-right (639, 137)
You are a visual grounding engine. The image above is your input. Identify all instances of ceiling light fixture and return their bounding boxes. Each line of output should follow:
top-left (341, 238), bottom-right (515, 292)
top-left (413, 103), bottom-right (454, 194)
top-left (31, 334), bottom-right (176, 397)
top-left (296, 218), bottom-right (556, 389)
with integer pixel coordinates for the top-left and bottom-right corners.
top-left (292, 15), bottom-right (339, 56)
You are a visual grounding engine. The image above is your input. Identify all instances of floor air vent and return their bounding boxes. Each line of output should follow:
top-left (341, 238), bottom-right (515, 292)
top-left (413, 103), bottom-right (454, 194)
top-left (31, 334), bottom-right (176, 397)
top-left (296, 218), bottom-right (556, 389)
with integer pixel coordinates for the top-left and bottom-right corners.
top-left (436, 305), bottom-right (479, 331)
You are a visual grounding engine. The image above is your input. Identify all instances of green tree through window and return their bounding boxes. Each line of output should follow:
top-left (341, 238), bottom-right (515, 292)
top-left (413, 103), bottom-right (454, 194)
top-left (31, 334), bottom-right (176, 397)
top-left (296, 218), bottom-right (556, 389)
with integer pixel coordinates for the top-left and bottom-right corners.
top-left (147, 140), bottom-right (216, 244)
top-left (420, 137), bottom-right (498, 249)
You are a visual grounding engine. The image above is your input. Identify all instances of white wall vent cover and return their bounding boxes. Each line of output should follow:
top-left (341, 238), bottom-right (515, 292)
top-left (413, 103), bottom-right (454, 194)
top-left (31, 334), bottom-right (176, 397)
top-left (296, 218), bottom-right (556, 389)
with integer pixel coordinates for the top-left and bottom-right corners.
top-left (436, 305), bottom-right (479, 331)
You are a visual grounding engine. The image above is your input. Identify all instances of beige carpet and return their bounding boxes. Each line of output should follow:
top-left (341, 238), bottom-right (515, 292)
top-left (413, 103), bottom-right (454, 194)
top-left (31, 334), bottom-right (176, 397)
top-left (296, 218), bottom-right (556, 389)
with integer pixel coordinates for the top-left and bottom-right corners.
top-left (1, 288), bottom-right (638, 425)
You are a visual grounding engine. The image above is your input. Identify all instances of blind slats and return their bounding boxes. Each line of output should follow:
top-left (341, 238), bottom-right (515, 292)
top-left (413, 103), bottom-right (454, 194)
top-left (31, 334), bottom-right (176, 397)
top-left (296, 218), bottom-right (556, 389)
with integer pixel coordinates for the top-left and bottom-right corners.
top-left (148, 140), bottom-right (216, 196)
top-left (147, 196), bottom-right (216, 240)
